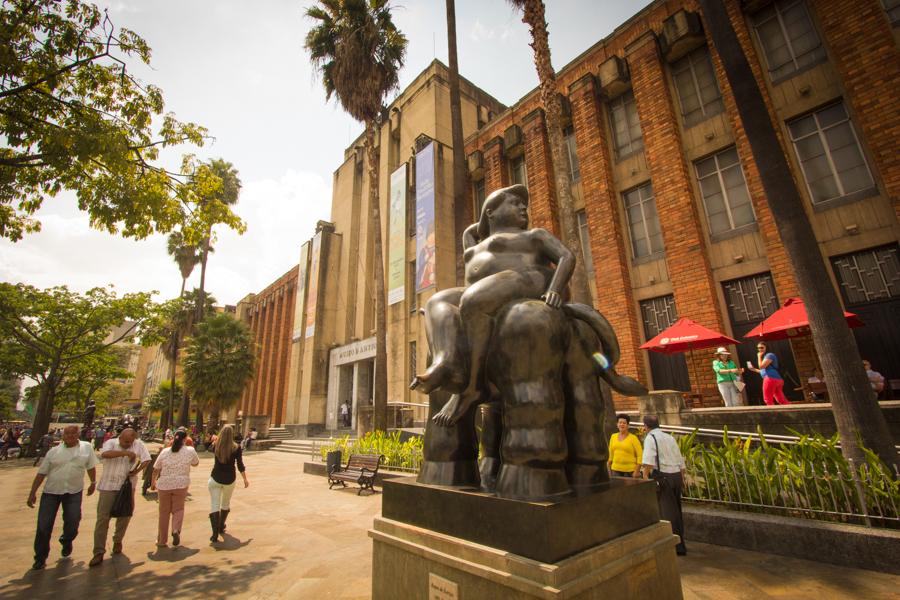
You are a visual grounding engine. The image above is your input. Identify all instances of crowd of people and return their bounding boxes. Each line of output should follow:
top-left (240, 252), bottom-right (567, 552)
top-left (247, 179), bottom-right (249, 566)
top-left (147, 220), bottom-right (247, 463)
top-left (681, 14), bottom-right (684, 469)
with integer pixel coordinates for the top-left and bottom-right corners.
top-left (24, 423), bottom-right (251, 571)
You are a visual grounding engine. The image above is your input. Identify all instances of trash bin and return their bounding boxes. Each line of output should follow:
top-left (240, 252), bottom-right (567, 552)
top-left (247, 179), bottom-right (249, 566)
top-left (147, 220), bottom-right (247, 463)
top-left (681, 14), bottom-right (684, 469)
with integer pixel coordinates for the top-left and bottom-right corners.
top-left (326, 450), bottom-right (342, 475)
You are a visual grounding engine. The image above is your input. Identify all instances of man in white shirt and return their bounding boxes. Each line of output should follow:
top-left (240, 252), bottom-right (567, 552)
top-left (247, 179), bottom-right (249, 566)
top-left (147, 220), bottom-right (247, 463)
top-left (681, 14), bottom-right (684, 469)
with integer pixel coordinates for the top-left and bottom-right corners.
top-left (89, 428), bottom-right (151, 567)
top-left (26, 424), bottom-right (98, 570)
top-left (641, 415), bottom-right (687, 556)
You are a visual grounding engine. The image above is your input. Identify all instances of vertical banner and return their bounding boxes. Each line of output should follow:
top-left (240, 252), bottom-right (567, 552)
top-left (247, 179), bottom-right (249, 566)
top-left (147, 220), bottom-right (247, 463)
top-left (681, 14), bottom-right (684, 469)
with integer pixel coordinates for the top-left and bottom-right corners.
top-left (292, 241), bottom-right (310, 340)
top-left (387, 164), bottom-right (407, 305)
top-left (305, 232), bottom-right (322, 338)
top-left (415, 142), bottom-right (436, 292)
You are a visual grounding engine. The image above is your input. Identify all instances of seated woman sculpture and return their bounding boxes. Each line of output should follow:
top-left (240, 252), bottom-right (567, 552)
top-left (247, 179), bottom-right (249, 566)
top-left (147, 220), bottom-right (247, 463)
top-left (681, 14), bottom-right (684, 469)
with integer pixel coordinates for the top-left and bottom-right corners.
top-left (411, 184), bottom-right (574, 426)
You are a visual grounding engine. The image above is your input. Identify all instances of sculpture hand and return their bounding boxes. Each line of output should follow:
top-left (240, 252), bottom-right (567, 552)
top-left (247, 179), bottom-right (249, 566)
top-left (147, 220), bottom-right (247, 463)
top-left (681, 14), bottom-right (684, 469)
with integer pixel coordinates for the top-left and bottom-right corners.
top-left (542, 290), bottom-right (562, 308)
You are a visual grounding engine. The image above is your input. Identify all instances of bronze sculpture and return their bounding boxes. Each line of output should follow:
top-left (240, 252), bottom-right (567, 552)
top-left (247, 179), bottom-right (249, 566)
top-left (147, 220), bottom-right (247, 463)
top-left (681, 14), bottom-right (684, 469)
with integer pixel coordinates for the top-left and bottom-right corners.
top-left (411, 184), bottom-right (646, 501)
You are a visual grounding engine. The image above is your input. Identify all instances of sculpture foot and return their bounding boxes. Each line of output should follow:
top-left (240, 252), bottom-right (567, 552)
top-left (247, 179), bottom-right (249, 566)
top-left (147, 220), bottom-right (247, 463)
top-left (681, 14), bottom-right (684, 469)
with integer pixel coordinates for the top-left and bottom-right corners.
top-left (411, 360), bottom-right (462, 394)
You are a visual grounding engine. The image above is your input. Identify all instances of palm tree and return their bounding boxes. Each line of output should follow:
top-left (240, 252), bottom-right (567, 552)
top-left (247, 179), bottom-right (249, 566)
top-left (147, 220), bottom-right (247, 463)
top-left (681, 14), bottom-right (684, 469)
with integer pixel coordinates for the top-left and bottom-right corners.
top-left (508, 0), bottom-right (591, 305)
top-left (446, 0), bottom-right (466, 283)
top-left (194, 159), bottom-right (241, 324)
top-left (183, 313), bottom-right (256, 429)
top-left (165, 231), bottom-right (200, 428)
top-left (305, 0), bottom-right (408, 432)
top-left (696, 0), bottom-right (897, 472)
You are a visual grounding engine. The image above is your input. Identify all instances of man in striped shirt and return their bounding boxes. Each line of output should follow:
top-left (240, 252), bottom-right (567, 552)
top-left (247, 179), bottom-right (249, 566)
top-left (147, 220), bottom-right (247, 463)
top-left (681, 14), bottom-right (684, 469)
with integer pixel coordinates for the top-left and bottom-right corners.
top-left (89, 428), bottom-right (151, 567)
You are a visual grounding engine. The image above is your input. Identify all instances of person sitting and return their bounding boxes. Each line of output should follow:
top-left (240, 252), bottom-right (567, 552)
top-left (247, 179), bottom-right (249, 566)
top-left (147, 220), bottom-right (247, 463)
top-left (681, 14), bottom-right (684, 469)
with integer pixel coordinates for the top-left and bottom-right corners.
top-left (862, 360), bottom-right (885, 397)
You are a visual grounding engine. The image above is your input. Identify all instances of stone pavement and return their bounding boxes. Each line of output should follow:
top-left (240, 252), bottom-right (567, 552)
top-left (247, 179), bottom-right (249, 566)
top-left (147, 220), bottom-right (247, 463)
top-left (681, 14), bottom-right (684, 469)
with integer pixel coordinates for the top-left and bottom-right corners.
top-left (0, 450), bottom-right (897, 599)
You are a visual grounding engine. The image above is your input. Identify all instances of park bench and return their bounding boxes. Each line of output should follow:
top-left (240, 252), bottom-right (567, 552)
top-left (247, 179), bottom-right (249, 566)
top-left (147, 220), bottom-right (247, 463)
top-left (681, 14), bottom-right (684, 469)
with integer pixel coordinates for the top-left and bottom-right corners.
top-left (328, 453), bottom-right (384, 495)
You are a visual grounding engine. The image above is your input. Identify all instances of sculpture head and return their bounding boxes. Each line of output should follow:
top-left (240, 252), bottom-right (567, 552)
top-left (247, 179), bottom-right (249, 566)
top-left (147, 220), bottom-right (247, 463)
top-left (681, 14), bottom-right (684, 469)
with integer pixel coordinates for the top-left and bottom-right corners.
top-left (477, 184), bottom-right (529, 239)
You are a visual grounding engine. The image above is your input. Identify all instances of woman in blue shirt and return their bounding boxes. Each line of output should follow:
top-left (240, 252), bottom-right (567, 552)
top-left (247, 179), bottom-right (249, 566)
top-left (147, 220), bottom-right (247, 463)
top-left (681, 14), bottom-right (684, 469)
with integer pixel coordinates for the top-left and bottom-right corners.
top-left (747, 342), bottom-right (790, 405)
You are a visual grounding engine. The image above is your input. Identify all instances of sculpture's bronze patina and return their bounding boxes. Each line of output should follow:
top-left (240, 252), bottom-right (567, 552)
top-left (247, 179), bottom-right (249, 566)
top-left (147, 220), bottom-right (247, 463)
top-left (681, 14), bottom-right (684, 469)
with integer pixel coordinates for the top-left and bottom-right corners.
top-left (411, 184), bottom-right (646, 501)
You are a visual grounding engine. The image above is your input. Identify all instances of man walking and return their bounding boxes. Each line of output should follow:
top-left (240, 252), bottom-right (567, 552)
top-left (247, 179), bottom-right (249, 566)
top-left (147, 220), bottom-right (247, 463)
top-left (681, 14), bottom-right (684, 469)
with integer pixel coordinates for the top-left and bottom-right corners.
top-left (641, 415), bottom-right (687, 556)
top-left (26, 424), bottom-right (98, 570)
top-left (89, 427), bottom-right (151, 567)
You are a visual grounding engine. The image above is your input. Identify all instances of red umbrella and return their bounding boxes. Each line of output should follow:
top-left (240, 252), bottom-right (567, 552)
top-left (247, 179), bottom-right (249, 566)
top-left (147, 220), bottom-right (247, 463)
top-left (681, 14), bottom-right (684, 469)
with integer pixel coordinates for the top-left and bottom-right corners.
top-left (641, 318), bottom-right (739, 393)
top-left (744, 297), bottom-right (864, 341)
top-left (641, 318), bottom-right (739, 354)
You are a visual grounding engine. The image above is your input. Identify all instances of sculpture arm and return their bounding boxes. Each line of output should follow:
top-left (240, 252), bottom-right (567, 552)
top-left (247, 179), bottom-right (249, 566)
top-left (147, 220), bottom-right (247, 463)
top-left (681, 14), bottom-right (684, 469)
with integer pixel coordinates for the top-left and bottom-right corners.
top-left (462, 223), bottom-right (480, 250)
top-left (533, 229), bottom-right (574, 307)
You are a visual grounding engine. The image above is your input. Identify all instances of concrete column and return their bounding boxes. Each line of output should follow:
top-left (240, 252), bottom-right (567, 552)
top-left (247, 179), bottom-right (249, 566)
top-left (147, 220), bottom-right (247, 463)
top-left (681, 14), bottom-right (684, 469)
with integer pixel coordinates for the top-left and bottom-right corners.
top-left (568, 73), bottom-right (646, 409)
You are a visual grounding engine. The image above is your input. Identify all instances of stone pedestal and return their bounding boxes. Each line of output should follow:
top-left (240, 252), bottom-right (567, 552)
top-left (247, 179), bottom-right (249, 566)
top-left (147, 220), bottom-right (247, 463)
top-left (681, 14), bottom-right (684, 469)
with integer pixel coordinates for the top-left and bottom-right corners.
top-left (371, 478), bottom-right (683, 599)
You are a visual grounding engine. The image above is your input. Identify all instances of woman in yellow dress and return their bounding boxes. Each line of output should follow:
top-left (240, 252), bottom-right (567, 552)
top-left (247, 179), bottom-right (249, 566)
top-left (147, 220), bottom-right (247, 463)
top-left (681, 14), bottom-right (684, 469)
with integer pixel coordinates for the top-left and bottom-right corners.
top-left (607, 414), bottom-right (643, 478)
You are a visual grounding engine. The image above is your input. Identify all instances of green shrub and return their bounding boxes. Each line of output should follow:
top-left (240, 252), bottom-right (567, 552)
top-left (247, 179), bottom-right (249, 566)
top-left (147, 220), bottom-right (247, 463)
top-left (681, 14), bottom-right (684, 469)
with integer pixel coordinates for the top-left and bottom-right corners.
top-left (320, 431), bottom-right (423, 471)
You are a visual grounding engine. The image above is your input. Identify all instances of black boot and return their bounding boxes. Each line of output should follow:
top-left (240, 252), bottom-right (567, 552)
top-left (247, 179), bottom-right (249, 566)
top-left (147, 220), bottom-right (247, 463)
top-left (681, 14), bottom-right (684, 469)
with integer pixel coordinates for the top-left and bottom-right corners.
top-left (209, 512), bottom-right (220, 543)
top-left (219, 509), bottom-right (230, 533)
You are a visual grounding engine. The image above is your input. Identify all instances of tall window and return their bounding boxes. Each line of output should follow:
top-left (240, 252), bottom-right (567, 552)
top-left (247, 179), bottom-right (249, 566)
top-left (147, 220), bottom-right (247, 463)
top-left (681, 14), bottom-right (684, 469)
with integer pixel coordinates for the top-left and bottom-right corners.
top-left (695, 146), bottom-right (756, 235)
top-left (608, 90), bottom-right (643, 159)
top-left (408, 261), bottom-right (417, 312)
top-left (409, 341), bottom-right (417, 383)
top-left (753, 0), bottom-right (826, 81)
top-left (672, 47), bottom-right (724, 127)
top-left (510, 155), bottom-right (527, 186)
top-left (563, 126), bottom-right (580, 182)
top-left (831, 245), bottom-right (900, 306)
top-left (788, 101), bottom-right (875, 204)
top-left (472, 178), bottom-right (486, 217)
top-left (576, 210), bottom-right (595, 277)
top-left (623, 183), bottom-right (664, 259)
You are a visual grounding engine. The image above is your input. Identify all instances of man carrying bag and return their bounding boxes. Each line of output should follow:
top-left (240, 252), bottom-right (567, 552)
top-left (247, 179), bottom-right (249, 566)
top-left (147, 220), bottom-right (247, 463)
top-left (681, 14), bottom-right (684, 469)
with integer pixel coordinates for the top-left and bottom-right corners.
top-left (641, 415), bottom-right (687, 556)
top-left (90, 428), bottom-right (150, 567)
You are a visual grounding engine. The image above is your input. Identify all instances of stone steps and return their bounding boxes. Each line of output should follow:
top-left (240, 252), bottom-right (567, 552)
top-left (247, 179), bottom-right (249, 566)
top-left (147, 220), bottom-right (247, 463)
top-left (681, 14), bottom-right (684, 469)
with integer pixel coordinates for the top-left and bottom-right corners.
top-left (266, 427), bottom-right (293, 440)
top-left (268, 436), bottom-right (356, 457)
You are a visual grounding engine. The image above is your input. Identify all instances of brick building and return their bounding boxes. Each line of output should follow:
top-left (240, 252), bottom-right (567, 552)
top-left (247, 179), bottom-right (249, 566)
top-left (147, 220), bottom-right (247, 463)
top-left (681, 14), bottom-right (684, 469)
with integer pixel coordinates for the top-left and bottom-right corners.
top-left (234, 267), bottom-right (298, 427)
top-left (465, 0), bottom-right (900, 408)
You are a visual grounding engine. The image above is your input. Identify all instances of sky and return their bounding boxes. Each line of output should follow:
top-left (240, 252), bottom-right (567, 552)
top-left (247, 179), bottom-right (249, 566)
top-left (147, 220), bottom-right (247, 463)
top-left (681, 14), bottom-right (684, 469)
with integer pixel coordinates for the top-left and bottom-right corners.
top-left (0, 0), bottom-right (652, 306)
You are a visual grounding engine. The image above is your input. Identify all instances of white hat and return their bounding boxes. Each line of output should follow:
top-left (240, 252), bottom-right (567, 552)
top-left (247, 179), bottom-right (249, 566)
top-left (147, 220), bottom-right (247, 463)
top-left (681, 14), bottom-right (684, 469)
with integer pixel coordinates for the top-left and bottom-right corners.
top-left (715, 347), bottom-right (730, 355)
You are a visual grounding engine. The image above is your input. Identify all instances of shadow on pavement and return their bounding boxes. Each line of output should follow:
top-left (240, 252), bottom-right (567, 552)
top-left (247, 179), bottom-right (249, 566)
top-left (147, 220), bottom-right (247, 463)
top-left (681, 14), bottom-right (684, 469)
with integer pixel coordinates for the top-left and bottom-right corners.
top-left (1, 555), bottom-right (283, 599)
top-left (146, 547), bottom-right (201, 562)
top-left (212, 534), bottom-right (252, 551)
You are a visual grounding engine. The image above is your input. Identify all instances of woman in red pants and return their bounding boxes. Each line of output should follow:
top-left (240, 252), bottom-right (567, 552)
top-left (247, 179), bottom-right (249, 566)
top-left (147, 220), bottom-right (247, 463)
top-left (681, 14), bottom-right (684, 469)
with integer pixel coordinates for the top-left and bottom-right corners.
top-left (747, 342), bottom-right (790, 406)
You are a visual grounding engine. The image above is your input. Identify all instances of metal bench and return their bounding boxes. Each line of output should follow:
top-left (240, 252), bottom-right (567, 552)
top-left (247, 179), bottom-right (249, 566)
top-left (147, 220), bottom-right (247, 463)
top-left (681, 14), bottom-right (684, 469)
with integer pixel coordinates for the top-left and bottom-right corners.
top-left (328, 453), bottom-right (383, 495)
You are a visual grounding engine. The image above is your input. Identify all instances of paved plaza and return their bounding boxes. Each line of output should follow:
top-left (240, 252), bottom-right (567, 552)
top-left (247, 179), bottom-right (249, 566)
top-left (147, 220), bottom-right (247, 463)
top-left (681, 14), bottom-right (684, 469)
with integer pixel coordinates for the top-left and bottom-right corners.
top-left (0, 450), bottom-right (897, 599)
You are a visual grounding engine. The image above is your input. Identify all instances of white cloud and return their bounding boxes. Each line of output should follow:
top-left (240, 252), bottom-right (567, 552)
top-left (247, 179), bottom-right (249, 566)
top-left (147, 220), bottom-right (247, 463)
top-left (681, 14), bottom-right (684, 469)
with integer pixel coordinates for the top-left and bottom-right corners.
top-left (0, 168), bottom-right (332, 307)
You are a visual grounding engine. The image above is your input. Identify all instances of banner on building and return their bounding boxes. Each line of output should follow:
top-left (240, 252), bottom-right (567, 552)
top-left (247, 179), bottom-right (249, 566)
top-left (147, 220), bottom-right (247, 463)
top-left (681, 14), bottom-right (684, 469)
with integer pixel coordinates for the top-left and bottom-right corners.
top-left (415, 142), bottom-right (436, 292)
top-left (305, 232), bottom-right (322, 338)
top-left (388, 164), bottom-right (407, 305)
top-left (292, 241), bottom-right (310, 341)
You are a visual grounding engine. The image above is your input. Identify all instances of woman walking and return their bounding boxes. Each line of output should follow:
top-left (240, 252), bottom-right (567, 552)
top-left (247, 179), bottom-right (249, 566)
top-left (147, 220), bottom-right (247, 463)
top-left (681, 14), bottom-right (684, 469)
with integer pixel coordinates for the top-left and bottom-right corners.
top-left (607, 414), bottom-right (643, 478)
top-left (208, 425), bottom-right (249, 543)
top-left (747, 342), bottom-right (790, 406)
top-left (712, 347), bottom-right (744, 407)
top-left (150, 430), bottom-right (199, 547)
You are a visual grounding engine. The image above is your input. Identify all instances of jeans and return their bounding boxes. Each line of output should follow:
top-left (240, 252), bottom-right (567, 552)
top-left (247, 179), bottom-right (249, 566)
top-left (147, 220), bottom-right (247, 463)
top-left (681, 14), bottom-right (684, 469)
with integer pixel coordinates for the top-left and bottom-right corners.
top-left (93, 489), bottom-right (132, 555)
top-left (208, 477), bottom-right (236, 512)
top-left (654, 472), bottom-right (686, 552)
top-left (34, 492), bottom-right (82, 562)
top-left (157, 487), bottom-right (188, 544)
top-left (717, 382), bottom-right (743, 407)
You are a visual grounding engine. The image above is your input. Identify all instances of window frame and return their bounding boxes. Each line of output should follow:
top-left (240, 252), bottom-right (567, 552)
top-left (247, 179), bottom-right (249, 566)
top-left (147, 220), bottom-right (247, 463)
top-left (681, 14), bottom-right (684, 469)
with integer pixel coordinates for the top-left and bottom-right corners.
top-left (694, 146), bottom-right (757, 238)
top-left (472, 178), bottom-right (486, 219)
top-left (751, 0), bottom-right (826, 83)
top-left (622, 182), bottom-right (665, 261)
top-left (575, 210), bottom-right (595, 277)
top-left (671, 46), bottom-right (724, 128)
top-left (607, 90), bottom-right (644, 160)
top-left (787, 101), bottom-right (877, 207)
top-left (563, 126), bottom-right (581, 182)
top-left (509, 154), bottom-right (527, 186)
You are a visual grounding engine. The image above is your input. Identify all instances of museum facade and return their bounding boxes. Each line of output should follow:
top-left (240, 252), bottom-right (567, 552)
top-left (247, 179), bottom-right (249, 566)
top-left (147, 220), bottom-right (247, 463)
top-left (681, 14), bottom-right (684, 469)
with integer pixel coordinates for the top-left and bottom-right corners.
top-left (234, 0), bottom-right (900, 432)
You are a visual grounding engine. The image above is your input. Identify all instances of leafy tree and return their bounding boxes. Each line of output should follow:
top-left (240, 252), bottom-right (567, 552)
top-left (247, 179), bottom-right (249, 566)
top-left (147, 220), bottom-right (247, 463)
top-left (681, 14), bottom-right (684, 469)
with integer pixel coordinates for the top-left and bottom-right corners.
top-left (52, 344), bottom-right (131, 413)
top-left (305, 0), bottom-right (407, 431)
top-left (144, 379), bottom-right (182, 427)
top-left (696, 0), bottom-right (897, 473)
top-left (507, 0), bottom-right (591, 305)
top-left (0, 374), bottom-right (21, 421)
top-left (0, 283), bottom-right (155, 454)
top-left (0, 0), bottom-right (210, 241)
top-left (182, 313), bottom-right (255, 428)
